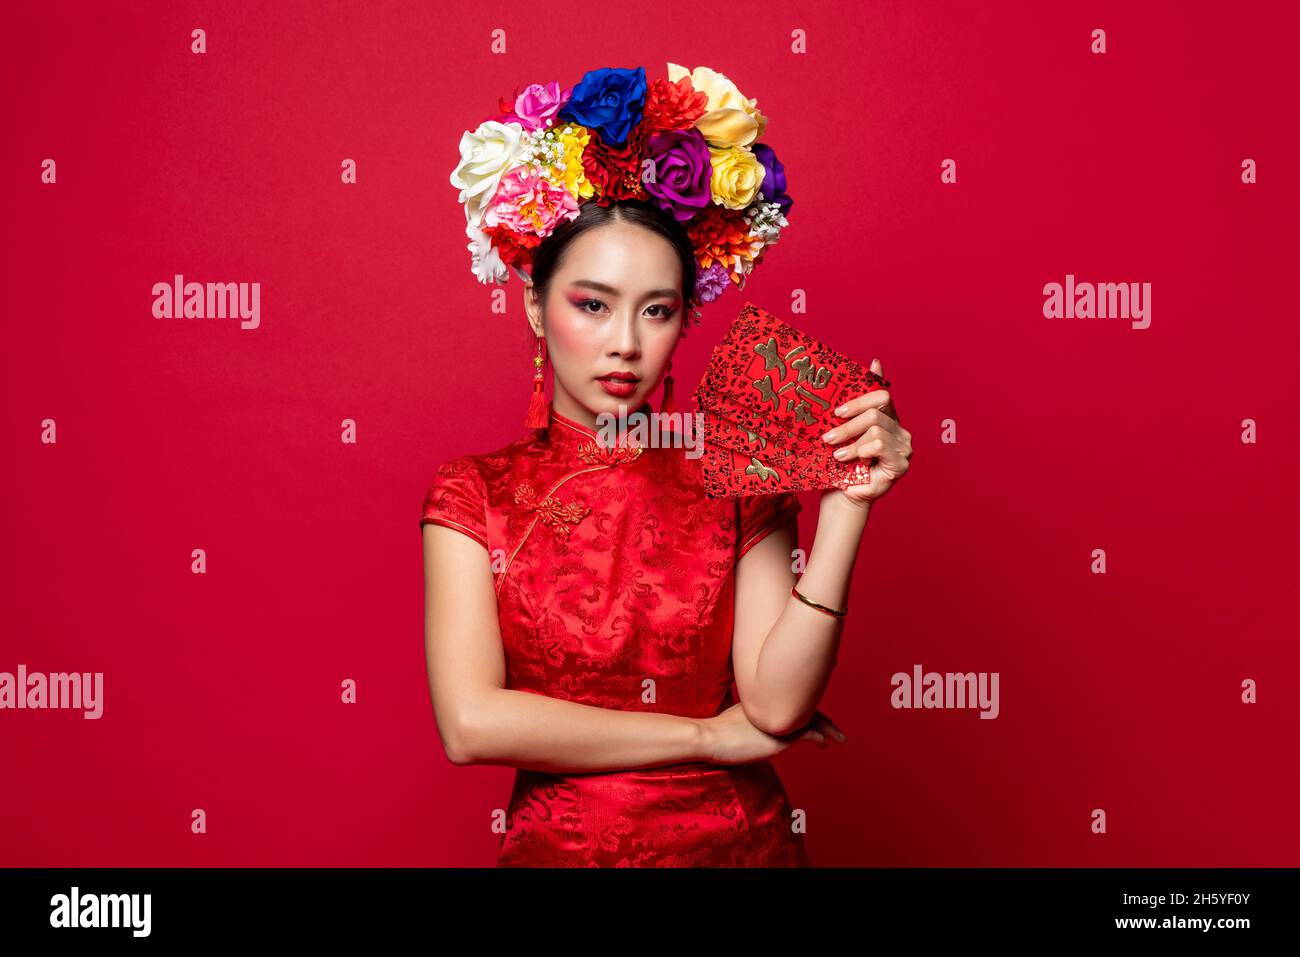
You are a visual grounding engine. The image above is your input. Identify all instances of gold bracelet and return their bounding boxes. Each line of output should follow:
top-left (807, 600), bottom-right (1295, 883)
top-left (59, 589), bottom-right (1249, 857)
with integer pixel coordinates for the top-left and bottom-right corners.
top-left (791, 583), bottom-right (848, 618)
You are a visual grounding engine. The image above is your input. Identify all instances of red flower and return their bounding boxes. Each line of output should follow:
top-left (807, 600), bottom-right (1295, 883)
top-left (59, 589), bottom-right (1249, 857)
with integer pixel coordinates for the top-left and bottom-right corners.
top-left (641, 76), bottom-right (709, 134)
top-left (686, 204), bottom-right (757, 275)
top-left (483, 223), bottom-right (542, 269)
top-left (582, 125), bottom-right (650, 204)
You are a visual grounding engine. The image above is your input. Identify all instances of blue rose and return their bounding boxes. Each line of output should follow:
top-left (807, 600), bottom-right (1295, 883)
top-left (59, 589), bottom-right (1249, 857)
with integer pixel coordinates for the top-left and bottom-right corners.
top-left (557, 66), bottom-right (647, 146)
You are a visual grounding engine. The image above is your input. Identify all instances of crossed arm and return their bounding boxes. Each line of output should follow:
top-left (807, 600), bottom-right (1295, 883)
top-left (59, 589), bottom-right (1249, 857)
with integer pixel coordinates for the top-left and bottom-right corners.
top-left (423, 524), bottom-right (708, 773)
top-left (422, 502), bottom-right (866, 772)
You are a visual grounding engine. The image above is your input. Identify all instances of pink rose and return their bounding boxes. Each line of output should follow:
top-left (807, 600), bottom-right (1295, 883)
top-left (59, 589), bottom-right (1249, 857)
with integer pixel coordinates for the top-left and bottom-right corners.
top-left (510, 81), bottom-right (572, 131)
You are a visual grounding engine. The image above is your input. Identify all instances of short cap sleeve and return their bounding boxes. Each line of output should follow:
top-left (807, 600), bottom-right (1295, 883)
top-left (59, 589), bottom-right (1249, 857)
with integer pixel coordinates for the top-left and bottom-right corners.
top-left (736, 491), bottom-right (802, 560)
top-left (420, 455), bottom-right (489, 550)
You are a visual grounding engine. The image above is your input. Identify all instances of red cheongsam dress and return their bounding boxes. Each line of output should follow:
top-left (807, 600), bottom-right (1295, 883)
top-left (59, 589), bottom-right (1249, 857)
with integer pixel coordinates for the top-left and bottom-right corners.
top-left (420, 400), bottom-right (811, 867)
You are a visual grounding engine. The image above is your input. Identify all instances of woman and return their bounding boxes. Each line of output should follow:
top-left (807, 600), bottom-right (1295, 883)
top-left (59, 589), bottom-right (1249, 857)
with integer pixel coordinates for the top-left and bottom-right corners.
top-left (425, 63), bottom-right (912, 865)
top-left (421, 199), bottom-right (913, 866)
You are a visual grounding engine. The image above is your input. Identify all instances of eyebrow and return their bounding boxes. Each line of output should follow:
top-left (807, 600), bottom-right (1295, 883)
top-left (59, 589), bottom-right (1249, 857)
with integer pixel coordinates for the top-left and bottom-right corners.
top-left (570, 279), bottom-right (681, 301)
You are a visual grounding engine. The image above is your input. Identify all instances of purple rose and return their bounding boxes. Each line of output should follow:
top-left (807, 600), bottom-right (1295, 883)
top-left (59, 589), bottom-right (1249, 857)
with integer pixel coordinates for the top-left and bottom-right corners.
top-left (642, 128), bottom-right (713, 222)
top-left (752, 143), bottom-right (793, 216)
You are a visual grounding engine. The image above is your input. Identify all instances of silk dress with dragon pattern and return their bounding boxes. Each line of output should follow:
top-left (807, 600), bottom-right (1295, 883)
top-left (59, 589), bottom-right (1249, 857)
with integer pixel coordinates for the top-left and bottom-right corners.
top-left (421, 400), bottom-right (810, 867)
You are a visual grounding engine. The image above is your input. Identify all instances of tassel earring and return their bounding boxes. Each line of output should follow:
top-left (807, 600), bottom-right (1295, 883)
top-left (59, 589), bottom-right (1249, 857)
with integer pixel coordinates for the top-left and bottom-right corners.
top-left (660, 359), bottom-right (677, 416)
top-left (524, 335), bottom-right (550, 428)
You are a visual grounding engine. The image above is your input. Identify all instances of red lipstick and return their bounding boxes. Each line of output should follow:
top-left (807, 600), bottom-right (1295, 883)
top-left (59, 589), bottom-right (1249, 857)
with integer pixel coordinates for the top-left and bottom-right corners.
top-left (597, 370), bottom-right (640, 397)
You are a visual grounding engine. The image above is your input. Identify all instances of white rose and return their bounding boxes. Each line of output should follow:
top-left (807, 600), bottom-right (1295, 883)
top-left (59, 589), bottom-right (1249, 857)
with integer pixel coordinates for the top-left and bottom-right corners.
top-left (450, 120), bottom-right (527, 227)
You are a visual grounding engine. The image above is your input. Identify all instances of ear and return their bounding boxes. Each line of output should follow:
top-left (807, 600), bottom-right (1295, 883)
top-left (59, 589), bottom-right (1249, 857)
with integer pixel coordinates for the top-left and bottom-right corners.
top-left (523, 279), bottom-right (543, 336)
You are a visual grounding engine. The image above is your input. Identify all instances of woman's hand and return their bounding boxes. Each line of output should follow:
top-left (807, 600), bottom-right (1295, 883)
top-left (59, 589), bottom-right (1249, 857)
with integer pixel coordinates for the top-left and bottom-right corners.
top-left (820, 357), bottom-right (913, 508)
top-left (701, 702), bottom-right (846, 765)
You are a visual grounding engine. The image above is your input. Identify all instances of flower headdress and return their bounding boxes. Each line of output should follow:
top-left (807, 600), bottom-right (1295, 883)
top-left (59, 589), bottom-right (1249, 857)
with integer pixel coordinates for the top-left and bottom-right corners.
top-left (450, 63), bottom-right (793, 326)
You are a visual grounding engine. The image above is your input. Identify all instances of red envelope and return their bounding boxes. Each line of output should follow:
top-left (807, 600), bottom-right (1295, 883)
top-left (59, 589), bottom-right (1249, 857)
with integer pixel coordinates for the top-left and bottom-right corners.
top-left (701, 409), bottom-right (825, 470)
top-left (700, 411), bottom-right (870, 498)
top-left (695, 300), bottom-right (889, 439)
top-left (693, 301), bottom-right (892, 498)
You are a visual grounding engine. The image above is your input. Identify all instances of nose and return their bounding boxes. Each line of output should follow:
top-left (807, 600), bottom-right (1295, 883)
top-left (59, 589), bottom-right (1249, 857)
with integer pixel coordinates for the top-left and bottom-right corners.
top-left (606, 310), bottom-right (641, 360)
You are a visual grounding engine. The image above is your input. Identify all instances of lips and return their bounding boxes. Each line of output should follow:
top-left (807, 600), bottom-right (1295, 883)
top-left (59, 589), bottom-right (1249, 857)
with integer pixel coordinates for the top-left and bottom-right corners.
top-left (597, 372), bottom-right (640, 397)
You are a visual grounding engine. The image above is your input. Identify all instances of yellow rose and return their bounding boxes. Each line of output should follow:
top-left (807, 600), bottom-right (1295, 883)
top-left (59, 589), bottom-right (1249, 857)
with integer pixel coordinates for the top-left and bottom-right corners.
top-left (709, 145), bottom-right (766, 209)
top-left (557, 124), bottom-right (594, 202)
top-left (667, 62), bottom-right (768, 148)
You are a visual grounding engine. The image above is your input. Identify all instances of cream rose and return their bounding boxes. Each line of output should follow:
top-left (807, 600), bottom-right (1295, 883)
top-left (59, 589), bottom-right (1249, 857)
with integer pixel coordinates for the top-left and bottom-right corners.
top-left (450, 120), bottom-right (527, 227)
top-left (709, 145), bottom-right (766, 209)
top-left (667, 62), bottom-right (768, 148)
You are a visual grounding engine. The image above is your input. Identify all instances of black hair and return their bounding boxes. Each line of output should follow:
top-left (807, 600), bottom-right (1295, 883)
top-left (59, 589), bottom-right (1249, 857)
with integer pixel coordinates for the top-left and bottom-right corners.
top-left (525, 199), bottom-right (698, 335)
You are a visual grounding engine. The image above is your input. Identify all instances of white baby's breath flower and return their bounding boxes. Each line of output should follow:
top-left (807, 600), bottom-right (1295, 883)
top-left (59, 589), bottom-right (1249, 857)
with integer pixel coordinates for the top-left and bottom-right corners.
top-left (516, 127), bottom-right (567, 180)
top-left (743, 200), bottom-right (787, 245)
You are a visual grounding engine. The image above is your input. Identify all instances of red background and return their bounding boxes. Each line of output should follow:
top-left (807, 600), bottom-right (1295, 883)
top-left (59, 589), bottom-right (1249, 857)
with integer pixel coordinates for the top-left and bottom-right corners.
top-left (2, 0), bottom-right (1296, 866)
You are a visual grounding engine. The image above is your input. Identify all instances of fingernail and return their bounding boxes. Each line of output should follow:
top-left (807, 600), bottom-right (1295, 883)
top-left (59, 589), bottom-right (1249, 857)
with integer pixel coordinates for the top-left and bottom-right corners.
top-left (833, 405), bottom-right (847, 416)
top-left (822, 430), bottom-right (837, 442)
top-left (833, 447), bottom-right (850, 459)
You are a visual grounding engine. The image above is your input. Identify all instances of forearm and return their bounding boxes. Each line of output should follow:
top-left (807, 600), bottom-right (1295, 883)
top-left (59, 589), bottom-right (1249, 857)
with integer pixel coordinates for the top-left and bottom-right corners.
top-left (452, 688), bottom-right (709, 773)
top-left (749, 494), bottom-right (871, 734)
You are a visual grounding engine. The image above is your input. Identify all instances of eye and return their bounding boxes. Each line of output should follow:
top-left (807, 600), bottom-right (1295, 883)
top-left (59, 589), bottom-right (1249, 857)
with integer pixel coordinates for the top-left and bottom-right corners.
top-left (646, 304), bottom-right (677, 321)
top-left (576, 298), bottom-right (606, 315)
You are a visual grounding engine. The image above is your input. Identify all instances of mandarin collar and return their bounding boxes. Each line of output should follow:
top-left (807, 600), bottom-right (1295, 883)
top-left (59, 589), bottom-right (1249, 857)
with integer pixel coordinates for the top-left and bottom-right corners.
top-left (542, 401), bottom-right (654, 466)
